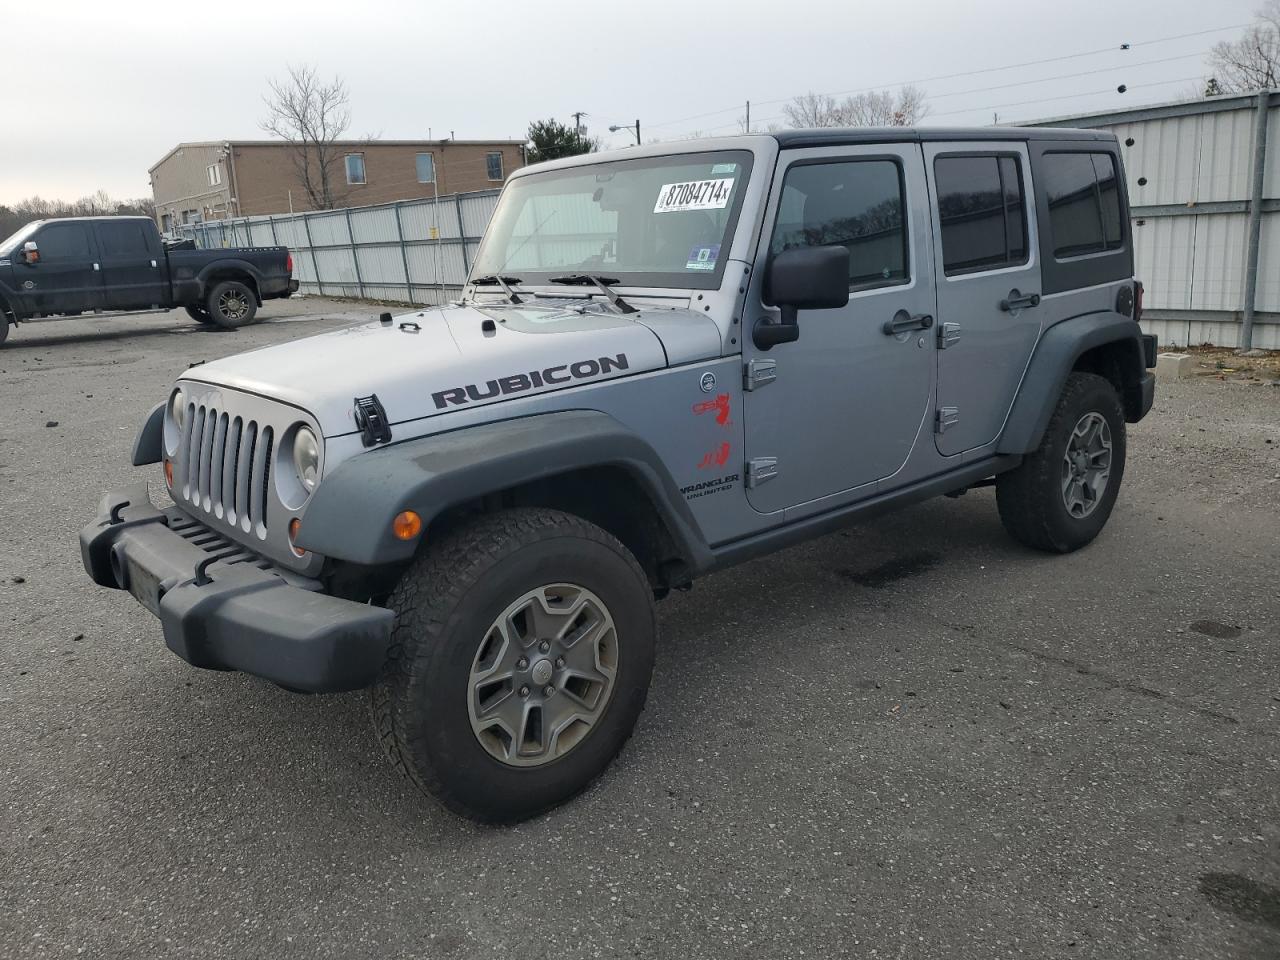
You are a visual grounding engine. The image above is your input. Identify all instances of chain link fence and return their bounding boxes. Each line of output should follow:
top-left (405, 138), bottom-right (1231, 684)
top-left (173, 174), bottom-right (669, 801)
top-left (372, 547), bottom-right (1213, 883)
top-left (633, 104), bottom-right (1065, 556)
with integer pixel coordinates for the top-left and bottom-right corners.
top-left (176, 189), bottom-right (501, 306)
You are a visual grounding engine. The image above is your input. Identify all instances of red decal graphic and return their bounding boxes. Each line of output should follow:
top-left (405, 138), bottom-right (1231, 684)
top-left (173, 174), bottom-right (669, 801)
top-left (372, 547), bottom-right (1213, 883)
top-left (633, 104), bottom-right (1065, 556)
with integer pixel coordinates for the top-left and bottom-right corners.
top-left (692, 392), bottom-right (732, 426)
top-left (697, 442), bottom-right (732, 470)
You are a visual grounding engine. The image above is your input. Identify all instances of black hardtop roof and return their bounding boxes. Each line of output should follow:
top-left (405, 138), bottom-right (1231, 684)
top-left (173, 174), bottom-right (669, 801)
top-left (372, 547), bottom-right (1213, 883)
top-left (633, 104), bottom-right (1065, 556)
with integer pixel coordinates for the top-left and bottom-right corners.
top-left (772, 126), bottom-right (1116, 148)
top-left (27, 216), bottom-right (155, 225)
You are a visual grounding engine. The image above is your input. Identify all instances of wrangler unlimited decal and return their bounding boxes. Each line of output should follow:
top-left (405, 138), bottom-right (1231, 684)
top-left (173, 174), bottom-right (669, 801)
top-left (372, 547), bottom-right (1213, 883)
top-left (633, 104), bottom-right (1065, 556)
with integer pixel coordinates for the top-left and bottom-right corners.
top-left (431, 354), bottom-right (631, 409)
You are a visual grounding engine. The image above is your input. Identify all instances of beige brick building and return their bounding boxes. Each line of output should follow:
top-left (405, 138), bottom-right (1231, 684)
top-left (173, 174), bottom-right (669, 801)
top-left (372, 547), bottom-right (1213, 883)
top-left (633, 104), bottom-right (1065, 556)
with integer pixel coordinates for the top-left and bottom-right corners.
top-left (149, 139), bottom-right (525, 231)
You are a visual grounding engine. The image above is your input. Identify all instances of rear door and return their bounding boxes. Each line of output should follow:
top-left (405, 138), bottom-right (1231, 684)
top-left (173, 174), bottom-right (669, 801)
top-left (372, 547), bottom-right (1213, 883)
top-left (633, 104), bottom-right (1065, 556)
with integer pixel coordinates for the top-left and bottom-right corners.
top-left (17, 221), bottom-right (103, 315)
top-left (94, 220), bottom-right (168, 311)
top-left (924, 143), bottom-right (1041, 456)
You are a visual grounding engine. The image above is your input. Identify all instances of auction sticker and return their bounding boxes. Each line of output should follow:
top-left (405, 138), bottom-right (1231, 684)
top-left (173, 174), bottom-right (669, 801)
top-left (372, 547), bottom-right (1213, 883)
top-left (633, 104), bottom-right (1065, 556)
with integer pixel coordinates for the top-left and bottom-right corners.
top-left (654, 178), bottom-right (735, 213)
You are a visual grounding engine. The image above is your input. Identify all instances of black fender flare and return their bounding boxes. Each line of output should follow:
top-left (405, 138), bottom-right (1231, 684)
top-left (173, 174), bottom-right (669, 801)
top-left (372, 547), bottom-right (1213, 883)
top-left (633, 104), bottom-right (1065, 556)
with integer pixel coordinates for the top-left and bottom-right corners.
top-left (196, 259), bottom-right (266, 302)
top-left (997, 312), bottom-right (1144, 455)
top-left (295, 410), bottom-right (713, 569)
top-left (131, 401), bottom-right (165, 466)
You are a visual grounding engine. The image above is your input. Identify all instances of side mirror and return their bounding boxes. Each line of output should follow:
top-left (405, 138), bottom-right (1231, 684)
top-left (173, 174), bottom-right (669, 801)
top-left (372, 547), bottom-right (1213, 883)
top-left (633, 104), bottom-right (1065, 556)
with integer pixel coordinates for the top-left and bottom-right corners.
top-left (755, 245), bottom-right (850, 349)
top-left (21, 241), bottom-right (39, 265)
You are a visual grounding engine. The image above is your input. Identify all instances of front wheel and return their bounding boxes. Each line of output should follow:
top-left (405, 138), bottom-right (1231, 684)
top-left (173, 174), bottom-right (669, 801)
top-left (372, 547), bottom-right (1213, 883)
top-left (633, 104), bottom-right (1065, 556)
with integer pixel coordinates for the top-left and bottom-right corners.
top-left (184, 304), bottom-right (212, 324)
top-left (0, 320), bottom-right (10, 348)
top-left (997, 372), bottom-right (1127, 553)
top-left (205, 280), bottom-right (258, 329)
top-left (372, 508), bottom-right (657, 823)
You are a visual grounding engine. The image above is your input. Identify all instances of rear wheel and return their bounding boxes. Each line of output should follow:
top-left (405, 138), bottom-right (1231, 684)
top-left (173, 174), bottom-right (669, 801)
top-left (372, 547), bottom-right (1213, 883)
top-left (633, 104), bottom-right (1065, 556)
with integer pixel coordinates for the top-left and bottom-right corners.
top-left (0, 319), bottom-right (9, 348)
top-left (996, 372), bottom-right (1126, 553)
top-left (184, 304), bottom-right (212, 324)
top-left (372, 508), bottom-right (657, 823)
top-left (205, 280), bottom-right (257, 329)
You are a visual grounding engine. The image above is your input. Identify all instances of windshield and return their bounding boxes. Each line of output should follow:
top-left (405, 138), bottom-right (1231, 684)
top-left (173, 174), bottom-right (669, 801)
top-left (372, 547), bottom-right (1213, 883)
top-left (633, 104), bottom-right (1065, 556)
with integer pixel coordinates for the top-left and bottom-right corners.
top-left (471, 150), bottom-right (754, 290)
top-left (0, 221), bottom-right (40, 254)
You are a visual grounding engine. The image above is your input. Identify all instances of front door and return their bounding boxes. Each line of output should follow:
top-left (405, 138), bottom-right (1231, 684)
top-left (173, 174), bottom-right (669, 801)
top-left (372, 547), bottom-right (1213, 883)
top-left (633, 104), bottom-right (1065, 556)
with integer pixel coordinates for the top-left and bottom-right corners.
top-left (94, 220), bottom-right (167, 311)
top-left (925, 143), bottom-right (1042, 456)
top-left (16, 221), bottom-right (103, 316)
top-left (743, 144), bottom-right (936, 515)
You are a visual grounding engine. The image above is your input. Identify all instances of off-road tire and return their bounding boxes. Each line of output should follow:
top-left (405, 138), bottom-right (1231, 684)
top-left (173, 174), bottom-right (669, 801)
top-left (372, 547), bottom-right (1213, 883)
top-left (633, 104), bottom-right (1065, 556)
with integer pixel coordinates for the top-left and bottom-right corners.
top-left (184, 304), bottom-right (213, 324)
top-left (205, 280), bottom-right (257, 329)
top-left (372, 508), bottom-right (657, 824)
top-left (997, 372), bottom-right (1126, 553)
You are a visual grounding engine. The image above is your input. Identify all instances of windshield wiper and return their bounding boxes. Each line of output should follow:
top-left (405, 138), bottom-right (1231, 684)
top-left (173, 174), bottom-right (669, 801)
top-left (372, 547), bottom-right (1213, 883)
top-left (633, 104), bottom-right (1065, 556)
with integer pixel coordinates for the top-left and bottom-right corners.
top-left (471, 274), bottom-right (524, 304)
top-left (549, 275), bottom-right (637, 314)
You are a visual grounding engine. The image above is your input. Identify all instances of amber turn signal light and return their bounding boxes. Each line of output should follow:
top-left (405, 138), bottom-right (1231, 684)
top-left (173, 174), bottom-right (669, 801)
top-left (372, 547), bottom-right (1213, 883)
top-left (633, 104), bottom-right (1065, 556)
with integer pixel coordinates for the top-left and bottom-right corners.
top-left (163, 459), bottom-right (174, 488)
top-left (288, 517), bottom-right (305, 557)
top-left (393, 510), bottom-right (422, 541)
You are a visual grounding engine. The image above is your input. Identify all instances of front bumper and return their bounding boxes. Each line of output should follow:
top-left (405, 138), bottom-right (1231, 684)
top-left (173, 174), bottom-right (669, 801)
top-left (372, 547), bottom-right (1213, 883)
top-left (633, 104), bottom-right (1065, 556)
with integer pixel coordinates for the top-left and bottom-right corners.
top-left (79, 485), bottom-right (393, 693)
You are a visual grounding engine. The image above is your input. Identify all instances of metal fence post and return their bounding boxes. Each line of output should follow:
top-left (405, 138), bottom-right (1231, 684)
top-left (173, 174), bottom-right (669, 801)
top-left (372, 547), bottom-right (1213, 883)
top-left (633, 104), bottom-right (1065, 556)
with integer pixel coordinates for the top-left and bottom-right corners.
top-left (343, 207), bottom-right (365, 300)
top-left (268, 215), bottom-right (278, 246)
top-left (301, 212), bottom-right (323, 298)
top-left (393, 201), bottom-right (415, 305)
top-left (454, 193), bottom-right (470, 274)
top-left (1239, 89), bottom-right (1271, 352)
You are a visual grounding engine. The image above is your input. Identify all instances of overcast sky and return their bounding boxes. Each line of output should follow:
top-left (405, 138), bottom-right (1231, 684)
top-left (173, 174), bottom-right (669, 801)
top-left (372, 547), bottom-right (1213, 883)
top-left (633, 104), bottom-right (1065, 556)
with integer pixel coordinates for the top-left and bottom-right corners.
top-left (1, 0), bottom-right (1260, 204)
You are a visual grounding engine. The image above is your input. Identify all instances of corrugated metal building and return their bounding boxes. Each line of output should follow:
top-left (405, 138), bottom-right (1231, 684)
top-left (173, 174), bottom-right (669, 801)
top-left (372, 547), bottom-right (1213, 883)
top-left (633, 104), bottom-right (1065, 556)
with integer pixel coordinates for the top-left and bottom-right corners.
top-left (1034, 90), bottom-right (1279, 350)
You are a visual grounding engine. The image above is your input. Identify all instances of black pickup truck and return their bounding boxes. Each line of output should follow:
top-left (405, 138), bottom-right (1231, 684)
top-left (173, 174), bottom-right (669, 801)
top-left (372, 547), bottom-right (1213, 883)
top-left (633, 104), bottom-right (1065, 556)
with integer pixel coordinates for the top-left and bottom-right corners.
top-left (0, 216), bottom-right (297, 346)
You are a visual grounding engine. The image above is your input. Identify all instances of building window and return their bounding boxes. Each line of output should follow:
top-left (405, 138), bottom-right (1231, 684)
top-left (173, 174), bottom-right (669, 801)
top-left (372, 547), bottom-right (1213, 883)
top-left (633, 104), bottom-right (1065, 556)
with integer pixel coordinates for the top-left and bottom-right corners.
top-left (416, 153), bottom-right (436, 183)
top-left (769, 159), bottom-right (909, 290)
top-left (934, 154), bottom-right (1028, 275)
top-left (345, 154), bottom-right (367, 185)
top-left (1043, 152), bottom-right (1125, 259)
top-left (486, 152), bottom-right (504, 181)
top-left (207, 163), bottom-right (223, 187)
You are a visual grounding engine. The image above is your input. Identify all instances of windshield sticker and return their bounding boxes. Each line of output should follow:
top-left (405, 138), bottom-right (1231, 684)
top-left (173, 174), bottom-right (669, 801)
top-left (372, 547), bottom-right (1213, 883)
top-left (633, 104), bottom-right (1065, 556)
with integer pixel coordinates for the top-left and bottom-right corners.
top-left (654, 178), bottom-right (736, 213)
top-left (710, 163), bottom-right (737, 174)
top-left (686, 244), bottom-right (720, 271)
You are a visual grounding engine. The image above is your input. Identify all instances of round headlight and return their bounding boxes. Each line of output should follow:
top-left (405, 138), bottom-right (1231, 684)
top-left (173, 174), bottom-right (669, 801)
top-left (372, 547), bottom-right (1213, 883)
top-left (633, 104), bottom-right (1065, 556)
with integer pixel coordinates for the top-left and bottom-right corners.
top-left (292, 426), bottom-right (320, 493)
top-left (170, 390), bottom-right (185, 430)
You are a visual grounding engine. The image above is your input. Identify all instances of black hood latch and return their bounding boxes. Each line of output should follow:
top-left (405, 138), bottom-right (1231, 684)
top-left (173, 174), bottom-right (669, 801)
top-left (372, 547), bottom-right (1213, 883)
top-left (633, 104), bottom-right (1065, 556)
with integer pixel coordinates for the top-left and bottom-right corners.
top-left (353, 394), bottom-right (392, 447)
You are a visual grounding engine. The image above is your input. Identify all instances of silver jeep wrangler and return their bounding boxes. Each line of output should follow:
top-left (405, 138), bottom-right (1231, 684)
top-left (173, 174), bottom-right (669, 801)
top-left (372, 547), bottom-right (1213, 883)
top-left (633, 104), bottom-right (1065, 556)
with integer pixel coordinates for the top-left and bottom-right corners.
top-left (81, 129), bottom-right (1157, 823)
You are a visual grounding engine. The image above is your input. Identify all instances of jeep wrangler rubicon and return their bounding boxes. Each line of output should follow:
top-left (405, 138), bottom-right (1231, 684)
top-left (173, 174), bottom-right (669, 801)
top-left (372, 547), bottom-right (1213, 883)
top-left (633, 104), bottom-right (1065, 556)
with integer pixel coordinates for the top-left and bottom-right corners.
top-left (81, 129), bottom-right (1157, 823)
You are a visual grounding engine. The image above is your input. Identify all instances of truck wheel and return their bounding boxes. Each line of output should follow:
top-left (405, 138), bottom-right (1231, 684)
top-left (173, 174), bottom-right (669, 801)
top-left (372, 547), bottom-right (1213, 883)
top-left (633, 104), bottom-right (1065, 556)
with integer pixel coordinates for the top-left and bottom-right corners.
top-left (372, 508), bottom-right (657, 823)
top-left (206, 280), bottom-right (258, 329)
top-left (996, 372), bottom-right (1126, 553)
top-left (0, 320), bottom-right (9, 348)
top-left (184, 304), bottom-right (212, 324)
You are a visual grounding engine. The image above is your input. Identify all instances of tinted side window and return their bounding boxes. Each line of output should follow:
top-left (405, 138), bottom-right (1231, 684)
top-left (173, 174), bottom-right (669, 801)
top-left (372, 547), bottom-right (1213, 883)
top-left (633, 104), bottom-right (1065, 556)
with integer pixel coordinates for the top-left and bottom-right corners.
top-left (771, 159), bottom-right (908, 289)
top-left (97, 221), bottom-right (151, 257)
top-left (935, 154), bottom-right (1028, 275)
top-left (1043, 152), bottom-right (1125, 259)
top-left (34, 223), bottom-right (91, 260)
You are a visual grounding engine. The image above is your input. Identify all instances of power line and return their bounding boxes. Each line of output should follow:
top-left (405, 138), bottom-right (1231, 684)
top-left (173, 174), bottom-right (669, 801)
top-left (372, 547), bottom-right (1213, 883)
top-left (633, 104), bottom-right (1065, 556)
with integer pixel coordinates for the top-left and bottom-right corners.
top-left (643, 20), bottom-right (1248, 133)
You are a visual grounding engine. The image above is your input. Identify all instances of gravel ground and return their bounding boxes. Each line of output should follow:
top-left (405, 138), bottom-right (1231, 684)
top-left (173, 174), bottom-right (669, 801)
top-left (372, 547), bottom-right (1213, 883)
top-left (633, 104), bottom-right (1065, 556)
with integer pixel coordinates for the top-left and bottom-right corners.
top-left (1, 301), bottom-right (1278, 960)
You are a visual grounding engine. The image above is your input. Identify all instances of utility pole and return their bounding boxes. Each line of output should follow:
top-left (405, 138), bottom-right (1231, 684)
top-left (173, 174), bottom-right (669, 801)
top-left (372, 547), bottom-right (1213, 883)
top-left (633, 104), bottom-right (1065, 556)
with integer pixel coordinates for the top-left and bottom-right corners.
top-left (572, 111), bottom-right (586, 149)
top-left (746, 100), bottom-right (751, 133)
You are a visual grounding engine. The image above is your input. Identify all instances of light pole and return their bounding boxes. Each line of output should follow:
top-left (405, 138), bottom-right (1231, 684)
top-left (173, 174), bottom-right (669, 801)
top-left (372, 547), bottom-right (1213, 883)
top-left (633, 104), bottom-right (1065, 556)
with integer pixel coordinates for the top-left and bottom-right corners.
top-left (609, 119), bottom-right (641, 145)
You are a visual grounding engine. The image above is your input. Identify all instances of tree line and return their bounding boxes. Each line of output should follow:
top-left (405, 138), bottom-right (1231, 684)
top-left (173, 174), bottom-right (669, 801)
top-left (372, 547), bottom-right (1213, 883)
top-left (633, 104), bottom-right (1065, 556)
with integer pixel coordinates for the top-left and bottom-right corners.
top-left (1, 192), bottom-right (155, 241)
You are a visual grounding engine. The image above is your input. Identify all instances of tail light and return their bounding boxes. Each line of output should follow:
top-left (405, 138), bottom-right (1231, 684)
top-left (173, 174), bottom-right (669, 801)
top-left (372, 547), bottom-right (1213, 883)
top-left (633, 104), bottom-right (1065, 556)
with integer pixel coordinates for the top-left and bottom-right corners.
top-left (286, 252), bottom-right (294, 275)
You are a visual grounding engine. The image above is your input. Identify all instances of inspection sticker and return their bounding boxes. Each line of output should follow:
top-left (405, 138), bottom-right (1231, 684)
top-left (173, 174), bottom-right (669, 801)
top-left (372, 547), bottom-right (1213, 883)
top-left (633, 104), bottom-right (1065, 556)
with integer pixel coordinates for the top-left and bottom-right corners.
top-left (654, 178), bottom-right (735, 213)
top-left (686, 244), bottom-right (720, 271)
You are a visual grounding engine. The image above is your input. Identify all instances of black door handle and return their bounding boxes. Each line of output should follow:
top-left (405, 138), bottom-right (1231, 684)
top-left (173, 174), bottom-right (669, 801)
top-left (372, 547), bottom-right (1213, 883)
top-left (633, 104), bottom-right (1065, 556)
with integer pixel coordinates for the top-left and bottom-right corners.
top-left (1000, 289), bottom-right (1041, 312)
top-left (882, 310), bottom-right (934, 335)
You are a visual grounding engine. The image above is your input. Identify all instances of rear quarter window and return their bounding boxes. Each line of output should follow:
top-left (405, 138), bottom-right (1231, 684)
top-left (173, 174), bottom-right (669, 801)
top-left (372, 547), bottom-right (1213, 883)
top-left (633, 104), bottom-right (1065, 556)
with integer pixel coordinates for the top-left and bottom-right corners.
top-left (1042, 152), bottom-right (1125, 259)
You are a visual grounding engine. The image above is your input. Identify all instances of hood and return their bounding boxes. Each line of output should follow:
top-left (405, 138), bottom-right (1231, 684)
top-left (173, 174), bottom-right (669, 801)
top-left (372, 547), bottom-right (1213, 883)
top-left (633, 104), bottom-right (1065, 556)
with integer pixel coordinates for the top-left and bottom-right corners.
top-left (184, 300), bottom-right (722, 437)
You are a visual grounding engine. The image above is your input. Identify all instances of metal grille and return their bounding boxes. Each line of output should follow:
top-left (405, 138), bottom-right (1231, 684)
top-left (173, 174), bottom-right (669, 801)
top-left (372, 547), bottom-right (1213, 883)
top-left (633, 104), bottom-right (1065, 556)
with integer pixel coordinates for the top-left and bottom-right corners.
top-left (178, 403), bottom-right (273, 539)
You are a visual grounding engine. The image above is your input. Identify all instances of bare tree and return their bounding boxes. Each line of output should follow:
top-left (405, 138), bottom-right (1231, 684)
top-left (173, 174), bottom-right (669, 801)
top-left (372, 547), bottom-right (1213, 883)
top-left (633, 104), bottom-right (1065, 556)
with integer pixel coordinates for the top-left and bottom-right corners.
top-left (780, 86), bottom-right (929, 129)
top-left (1206, 1), bottom-right (1280, 92)
top-left (261, 65), bottom-right (352, 210)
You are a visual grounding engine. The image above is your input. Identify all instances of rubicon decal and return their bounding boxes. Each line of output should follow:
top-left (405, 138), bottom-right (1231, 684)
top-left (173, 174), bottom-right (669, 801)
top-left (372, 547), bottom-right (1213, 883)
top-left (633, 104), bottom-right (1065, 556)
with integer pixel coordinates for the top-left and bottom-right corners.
top-left (432, 354), bottom-right (630, 409)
